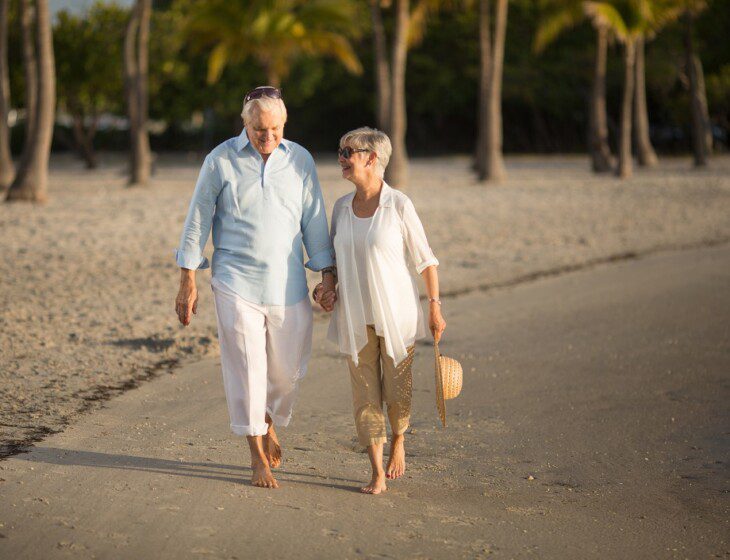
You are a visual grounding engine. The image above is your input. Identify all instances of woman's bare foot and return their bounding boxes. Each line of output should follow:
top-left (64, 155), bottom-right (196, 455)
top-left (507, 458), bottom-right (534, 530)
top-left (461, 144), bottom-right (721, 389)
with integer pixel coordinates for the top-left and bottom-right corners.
top-left (263, 423), bottom-right (282, 469)
top-left (386, 435), bottom-right (406, 479)
top-left (251, 456), bottom-right (279, 489)
top-left (361, 471), bottom-right (387, 494)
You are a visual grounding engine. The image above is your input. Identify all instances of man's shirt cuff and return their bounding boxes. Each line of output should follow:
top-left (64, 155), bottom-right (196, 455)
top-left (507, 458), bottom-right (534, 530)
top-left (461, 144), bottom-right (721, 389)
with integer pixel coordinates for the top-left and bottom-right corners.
top-left (305, 249), bottom-right (335, 272)
top-left (175, 249), bottom-right (210, 270)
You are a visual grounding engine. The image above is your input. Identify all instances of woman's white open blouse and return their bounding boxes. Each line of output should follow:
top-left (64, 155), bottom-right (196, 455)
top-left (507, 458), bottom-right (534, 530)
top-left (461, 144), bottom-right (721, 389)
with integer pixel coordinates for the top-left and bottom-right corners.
top-left (327, 182), bottom-right (439, 367)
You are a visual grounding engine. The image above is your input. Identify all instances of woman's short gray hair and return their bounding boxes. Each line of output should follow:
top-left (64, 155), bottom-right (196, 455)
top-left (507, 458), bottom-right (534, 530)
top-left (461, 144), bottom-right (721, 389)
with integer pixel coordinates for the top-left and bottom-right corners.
top-left (241, 96), bottom-right (288, 126)
top-left (339, 127), bottom-right (392, 178)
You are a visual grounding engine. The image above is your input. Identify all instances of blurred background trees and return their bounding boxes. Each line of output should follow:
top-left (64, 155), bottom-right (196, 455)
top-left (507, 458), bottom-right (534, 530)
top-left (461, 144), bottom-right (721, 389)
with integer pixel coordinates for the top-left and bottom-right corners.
top-left (0, 0), bottom-right (728, 200)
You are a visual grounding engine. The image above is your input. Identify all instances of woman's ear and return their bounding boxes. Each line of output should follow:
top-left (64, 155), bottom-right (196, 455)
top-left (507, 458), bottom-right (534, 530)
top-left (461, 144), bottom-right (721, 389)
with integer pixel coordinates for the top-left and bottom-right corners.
top-left (368, 152), bottom-right (377, 167)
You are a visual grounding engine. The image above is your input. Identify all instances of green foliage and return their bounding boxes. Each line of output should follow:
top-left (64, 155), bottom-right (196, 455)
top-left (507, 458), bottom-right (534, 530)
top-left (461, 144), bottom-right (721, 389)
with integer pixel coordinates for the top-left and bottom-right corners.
top-left (4, 0), bottom-right (727, 154)
top-left (54, 3), bottom-right (127, 117)
top-left (184, 0), bottom-right (364, 85)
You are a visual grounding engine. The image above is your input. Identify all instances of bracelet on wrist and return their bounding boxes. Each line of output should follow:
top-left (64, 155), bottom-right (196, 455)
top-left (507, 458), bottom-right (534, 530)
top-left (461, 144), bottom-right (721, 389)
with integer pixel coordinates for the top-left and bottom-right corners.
top-left (428, 297), bottom-right (441, 305)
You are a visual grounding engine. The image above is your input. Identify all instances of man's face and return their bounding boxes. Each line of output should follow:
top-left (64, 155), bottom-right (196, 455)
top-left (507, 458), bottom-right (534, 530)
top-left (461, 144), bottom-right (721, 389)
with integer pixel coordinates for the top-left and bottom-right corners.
top-left (246, 110), bottom-right (284, 157)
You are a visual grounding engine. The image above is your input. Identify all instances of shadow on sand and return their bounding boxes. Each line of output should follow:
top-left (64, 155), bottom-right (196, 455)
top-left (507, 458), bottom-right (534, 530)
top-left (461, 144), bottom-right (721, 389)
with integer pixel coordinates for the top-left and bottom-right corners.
top-left (17, 446), bottom-right (363, 492)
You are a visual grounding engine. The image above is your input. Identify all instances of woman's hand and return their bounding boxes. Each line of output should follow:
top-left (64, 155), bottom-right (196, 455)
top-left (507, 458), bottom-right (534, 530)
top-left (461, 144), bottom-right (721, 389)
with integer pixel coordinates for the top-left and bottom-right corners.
top-left (313, 283), bottom-right (337, 312)
top-left (176, 271), bottom-right (198, 326)
top-left (429, 302), bottom-right (446, 342)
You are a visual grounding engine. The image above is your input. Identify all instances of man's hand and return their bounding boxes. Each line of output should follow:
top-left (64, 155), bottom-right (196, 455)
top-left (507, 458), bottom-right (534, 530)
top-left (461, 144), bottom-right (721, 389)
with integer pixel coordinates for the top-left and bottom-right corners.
top-left (176, 270), bottom-right (198, 326)
top-left (313, 282), bottom-right (337, 312)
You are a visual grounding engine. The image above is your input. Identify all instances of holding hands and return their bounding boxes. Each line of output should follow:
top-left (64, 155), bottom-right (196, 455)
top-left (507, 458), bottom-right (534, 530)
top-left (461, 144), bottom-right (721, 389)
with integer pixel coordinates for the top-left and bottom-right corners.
top-left (313, 282), bottom-right (337, 312)
top-left (313, 269), bottom-right (338, 312)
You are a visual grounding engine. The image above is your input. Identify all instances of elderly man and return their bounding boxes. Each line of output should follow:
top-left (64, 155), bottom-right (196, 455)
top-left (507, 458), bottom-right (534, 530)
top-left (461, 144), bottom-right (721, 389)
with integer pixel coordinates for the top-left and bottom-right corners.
top-left (174, 87), bottom-right (335, 489)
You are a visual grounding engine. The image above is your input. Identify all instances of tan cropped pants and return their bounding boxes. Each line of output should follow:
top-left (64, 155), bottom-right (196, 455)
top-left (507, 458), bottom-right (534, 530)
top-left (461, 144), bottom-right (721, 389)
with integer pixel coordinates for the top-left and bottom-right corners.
top-left (347, 325), bottom-right (414, 447)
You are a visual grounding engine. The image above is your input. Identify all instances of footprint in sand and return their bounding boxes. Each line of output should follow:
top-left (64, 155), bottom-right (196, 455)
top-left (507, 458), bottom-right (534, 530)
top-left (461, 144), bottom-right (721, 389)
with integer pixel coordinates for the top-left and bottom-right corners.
top-left (321, 528), bottom-right (348, 540)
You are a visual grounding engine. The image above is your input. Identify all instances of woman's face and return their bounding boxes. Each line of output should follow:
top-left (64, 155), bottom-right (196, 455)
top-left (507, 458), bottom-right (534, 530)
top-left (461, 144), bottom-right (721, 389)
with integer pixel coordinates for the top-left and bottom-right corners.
top-left (338, 146), bottom-right (375, 184)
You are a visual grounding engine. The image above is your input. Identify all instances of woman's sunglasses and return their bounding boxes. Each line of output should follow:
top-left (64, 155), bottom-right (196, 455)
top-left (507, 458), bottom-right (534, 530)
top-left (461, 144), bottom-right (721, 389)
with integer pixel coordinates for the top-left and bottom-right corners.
top-left (338, 147), bottom-right (370, 159)
top-left (244, 86), bottom-right (283, 104)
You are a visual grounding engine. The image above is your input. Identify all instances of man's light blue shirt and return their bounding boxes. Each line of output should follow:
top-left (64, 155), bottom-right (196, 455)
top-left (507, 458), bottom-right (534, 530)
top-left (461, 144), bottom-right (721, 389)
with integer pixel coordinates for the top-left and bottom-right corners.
top-left (175, 130), bottom-right (334, 306)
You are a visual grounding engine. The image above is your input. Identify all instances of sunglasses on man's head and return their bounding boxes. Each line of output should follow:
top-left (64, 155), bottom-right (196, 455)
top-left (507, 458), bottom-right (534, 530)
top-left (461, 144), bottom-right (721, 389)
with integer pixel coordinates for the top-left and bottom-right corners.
top-left (244, 86), bottom-right (283, 105)
top-left (338, 147), bottom-right (370, 159)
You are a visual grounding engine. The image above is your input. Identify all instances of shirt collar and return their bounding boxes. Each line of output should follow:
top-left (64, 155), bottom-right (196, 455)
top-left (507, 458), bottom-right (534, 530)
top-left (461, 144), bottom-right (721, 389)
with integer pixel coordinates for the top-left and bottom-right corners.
top-left (345, 181), bottom-right (393, 209)
top-left (235, 129), bottom-right (291, 154)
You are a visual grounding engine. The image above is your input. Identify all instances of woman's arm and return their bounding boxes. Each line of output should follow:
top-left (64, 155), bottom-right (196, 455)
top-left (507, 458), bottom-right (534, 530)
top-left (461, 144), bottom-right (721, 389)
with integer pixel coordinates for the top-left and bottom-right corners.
top-left (421, 265), bottom-right (446, 341)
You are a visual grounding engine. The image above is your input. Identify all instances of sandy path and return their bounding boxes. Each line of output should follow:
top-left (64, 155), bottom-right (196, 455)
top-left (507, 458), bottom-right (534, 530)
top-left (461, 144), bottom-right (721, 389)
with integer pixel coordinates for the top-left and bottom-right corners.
top-left (1, 153), bottom-right (729, 454)
top-left (0, 244), bottom-right (726, 558)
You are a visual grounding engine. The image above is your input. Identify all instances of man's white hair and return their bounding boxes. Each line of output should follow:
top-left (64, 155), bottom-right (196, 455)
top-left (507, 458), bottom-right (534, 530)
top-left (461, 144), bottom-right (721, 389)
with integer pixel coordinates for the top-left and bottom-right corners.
top-left (241, 96), bottom-right (288, 126)
top-left (339, 127), bottom-right (392, 178)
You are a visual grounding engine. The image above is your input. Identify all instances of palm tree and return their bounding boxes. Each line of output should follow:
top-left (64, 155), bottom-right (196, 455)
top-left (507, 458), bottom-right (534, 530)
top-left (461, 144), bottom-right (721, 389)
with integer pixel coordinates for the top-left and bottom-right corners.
top-left (475, 0), bottom-right (508, 182)
top-left (370, 0), bottom-right (391, 132)
top-left (584, 0), bottom-right (644, 179)
top-left (370, 0), bottom-right (454, 187)
top-left (17, 0), bottom-right (37, 176)
top-left (6, 0), bottom-right (55, 203)
top-left (633, 35), bottom-right (658, 165)
top-left (0, 0), bottom-right (13, 190)
top-left (124, 0), bottom-right (152, 186)
top-left (633, 0), bottom-right (685, 167)
top-left (386, 0), bottom-right (410, 187)
top-left (680, 0), bottom-right (711, 166)
top-left (534, 0), bottom-right (615, 172)
top-left (186, 0), bottom-right (363, 88)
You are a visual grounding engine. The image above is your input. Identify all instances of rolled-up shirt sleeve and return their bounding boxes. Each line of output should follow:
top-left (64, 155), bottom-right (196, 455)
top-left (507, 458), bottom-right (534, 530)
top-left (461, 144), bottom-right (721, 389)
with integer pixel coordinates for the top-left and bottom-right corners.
top-left (402, 198), bottom-right (439, 274)
top-left (301, 158), bottom-right (334, 271)
top-left (175, 155), bottom-right (221, 270)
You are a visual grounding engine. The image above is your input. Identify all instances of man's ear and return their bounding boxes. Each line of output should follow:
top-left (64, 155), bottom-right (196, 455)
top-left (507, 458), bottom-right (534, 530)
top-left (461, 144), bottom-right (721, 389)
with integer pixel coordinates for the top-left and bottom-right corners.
top-left (368, 152), bottom-right (377, 167)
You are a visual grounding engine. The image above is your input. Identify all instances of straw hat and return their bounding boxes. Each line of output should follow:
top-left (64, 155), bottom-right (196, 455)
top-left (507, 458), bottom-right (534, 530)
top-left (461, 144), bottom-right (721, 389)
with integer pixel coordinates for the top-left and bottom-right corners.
top-left (434, 339), bottom-right (463, 427)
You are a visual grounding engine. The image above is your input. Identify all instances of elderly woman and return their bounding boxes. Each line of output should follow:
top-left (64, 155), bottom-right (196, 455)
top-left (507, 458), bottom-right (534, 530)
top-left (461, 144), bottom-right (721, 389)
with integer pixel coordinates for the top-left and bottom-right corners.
top-left (315, 127), bottom-right (445, 495)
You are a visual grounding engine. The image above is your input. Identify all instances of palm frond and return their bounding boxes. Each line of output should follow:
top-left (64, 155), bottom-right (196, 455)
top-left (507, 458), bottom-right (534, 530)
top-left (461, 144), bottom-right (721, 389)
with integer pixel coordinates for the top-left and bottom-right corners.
top-left (534, 1), bottom-right (584, 53)
top-left (584, 1), bottom-right (629, 41)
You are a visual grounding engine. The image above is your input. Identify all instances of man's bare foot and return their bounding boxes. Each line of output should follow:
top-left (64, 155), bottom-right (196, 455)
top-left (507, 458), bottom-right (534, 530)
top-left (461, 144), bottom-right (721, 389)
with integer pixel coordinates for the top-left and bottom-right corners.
top-left (263, 423), bottom-right (282, 469)
top-left (386, 435), bottom-right (406, 479)
top-left (361, 472), bottom-right (387, 494)
top-left (251, 457), bottom-right (279, 489)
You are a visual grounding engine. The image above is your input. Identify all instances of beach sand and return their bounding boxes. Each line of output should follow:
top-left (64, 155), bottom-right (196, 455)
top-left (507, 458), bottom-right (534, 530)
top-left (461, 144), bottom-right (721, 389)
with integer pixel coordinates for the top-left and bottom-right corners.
top-left (0, 243), bottom-right (727, 558)
top-left (1, 153), bottom-right (729, 455)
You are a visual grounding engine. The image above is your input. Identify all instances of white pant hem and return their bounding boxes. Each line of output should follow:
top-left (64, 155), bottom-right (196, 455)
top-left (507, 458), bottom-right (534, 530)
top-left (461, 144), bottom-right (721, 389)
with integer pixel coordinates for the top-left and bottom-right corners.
top-left (230, 422), bottom-right (269, 437)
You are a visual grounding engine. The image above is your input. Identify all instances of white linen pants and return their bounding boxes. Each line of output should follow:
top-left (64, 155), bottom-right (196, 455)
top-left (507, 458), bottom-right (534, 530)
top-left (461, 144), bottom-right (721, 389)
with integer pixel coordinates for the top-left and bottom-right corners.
top-left (211, 278), bottom-right (313, 437)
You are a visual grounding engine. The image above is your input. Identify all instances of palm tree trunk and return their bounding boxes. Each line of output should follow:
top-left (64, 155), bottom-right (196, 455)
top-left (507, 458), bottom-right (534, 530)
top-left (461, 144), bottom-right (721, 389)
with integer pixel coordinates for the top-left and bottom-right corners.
top-left (134, 0), bottom-right (151, 185)
top-left (384, 0), bottom-right (409, 188)
top-left (6, 0), bottom-right (54, 203)
top-left (370, 0), bottom-right (391, 133)
top-left (0, 0), bottom-right (14, 189)
top-left (617, 39), bottom-right (635, 179)
top-left (265, 66), bottom-right (281, 88)
top-left (480, 0), bottom-right (507, 183)
top-left (18, 0), bottom-right (37, 173)
top-left (684, 11), bottom-right (711, 167)
top-left (124, 0), bottom-right (151, 186)
top-left (589, 25), bottom-right (614, 172)
top-left (633, 36), bottom-right (658, 167)
top-left (71, 113), bottom-right (98, 169)
top-left (124, 2), bottom-right (139, 182)
top-left (475, 0), bottom-right (491, 178)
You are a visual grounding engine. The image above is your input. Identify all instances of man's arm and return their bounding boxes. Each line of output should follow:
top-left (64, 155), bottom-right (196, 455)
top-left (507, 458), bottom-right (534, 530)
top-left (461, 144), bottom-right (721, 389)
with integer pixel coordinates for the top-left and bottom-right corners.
top-left (300, 156), bottom-right (335, 274)
top-left (174, 155), bottom-right (221, 326)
